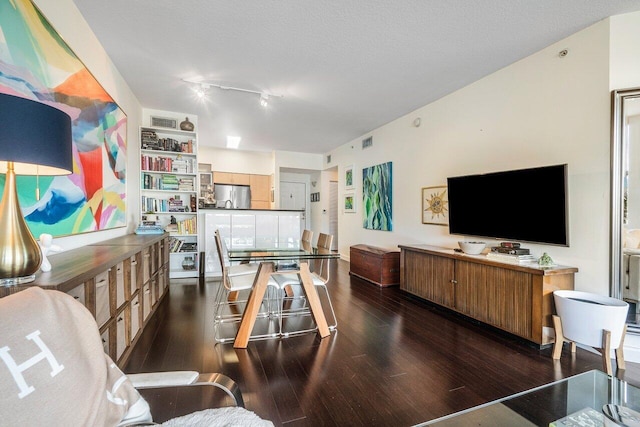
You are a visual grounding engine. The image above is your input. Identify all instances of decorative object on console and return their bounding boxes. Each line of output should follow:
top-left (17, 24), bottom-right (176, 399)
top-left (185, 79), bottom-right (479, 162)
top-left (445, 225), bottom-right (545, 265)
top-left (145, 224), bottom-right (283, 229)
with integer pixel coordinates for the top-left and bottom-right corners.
top-left (363, 161), bottom-right (392, 231)
top-left (422, 185), bottom-right (448, 225)
top-left (458, 241), bottom-right (486, 255)
top-left (38, 233), bottom-right (63, 273)
top-left (538, 252), bottom-right (555, 266)
top-left (180, 117), bottom-right (194, 131)
top-left (0, 94), bottom-right (72, 285)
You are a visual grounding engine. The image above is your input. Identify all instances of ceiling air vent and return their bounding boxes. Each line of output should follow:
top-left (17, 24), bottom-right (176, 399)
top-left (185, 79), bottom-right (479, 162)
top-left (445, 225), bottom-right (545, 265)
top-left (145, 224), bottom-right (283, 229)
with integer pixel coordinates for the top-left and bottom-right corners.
top-left (151, 116), bottom-right (177, 129)
top-left (326, 154), bottom-right (332, 164)
top-left (362, 136), bottom-right (373, 149)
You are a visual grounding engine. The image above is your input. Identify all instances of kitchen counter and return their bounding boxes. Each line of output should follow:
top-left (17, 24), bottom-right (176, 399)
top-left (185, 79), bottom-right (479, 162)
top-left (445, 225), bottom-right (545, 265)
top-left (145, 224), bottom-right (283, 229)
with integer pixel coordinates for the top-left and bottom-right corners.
top-left (198, 207), bottom-right (304, 212)
top-left (199, 209), bottom-right (305, 277)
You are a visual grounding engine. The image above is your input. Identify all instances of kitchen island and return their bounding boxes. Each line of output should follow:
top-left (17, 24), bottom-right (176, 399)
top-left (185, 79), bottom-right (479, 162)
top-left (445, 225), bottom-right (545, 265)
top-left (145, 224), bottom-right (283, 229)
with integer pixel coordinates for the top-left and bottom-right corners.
top-left (199, 208), bottom-right (304, 277)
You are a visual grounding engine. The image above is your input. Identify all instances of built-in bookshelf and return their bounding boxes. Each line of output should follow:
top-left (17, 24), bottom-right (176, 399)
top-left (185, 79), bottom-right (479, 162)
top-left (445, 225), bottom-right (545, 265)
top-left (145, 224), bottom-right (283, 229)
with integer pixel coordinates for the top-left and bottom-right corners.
top-left (140, 126), bottom-right (199, 279)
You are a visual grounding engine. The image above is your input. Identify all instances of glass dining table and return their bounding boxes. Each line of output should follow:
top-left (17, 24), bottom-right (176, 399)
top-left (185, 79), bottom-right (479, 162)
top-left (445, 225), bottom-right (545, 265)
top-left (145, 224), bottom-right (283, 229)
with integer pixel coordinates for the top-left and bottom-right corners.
top-left (227, 246), bottom-right (340, 263)
top-left (227, 246), bottom-right (340, 349)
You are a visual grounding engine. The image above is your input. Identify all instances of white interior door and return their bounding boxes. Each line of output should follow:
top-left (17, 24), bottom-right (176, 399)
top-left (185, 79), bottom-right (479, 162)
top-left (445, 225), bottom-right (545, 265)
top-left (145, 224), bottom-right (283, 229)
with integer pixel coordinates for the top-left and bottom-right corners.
top-left (280, 181), bottom-right (307, 230)
top-left (280, 181), bottom-right (306, 209)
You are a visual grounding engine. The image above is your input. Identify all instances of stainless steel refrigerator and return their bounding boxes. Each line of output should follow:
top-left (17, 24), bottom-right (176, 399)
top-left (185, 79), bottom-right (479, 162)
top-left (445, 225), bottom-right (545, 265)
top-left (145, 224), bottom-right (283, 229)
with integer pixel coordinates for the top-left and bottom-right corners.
top-left (214, 184), bottom-right (252, 209)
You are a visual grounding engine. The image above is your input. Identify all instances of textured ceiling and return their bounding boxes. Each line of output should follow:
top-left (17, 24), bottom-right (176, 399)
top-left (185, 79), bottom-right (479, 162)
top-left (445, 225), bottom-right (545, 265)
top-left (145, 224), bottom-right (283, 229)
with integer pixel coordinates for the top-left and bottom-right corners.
top-left (73, 0), bottom-right (640, 154)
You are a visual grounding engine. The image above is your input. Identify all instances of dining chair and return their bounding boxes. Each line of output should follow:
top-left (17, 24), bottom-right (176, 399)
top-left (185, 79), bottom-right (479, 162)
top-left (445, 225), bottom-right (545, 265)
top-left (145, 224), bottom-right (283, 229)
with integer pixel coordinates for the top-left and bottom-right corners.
top-left (272, 233), bottom-right (337, 336)
top-left (213, 230), bottom-right (280, 343)
top-left (302, 229), bottom-right (313, 244)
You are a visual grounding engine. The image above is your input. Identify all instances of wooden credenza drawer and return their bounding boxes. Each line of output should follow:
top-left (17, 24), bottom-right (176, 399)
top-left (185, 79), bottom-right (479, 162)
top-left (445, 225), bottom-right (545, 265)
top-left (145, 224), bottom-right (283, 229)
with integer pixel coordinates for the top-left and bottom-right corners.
top-left (350, 244), bottom-right (400, 287)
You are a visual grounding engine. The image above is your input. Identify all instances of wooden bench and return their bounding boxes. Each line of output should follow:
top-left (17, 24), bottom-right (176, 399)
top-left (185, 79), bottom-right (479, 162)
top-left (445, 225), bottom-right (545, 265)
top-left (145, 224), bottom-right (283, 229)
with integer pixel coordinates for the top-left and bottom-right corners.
top-left (349, 244), bottom-right (400, 287)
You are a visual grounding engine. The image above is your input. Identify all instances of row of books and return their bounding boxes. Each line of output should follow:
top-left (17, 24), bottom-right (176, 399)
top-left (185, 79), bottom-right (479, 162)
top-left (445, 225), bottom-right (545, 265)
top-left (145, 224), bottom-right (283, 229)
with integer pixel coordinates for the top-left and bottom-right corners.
top-left (141, 155), bottom-right (196, 174)
top-left (135, 225), bottom-right (164, 235)
top-left (141, 132), bottom-right (195, 154)
top-left (168, 237), bottom-right (198, 253)
top-left (141, 196), bottom-right (190, 213)
top-left (170, 216), bottom-right (197, 235)
top-left (486, 252), bottom-right (536, 264)
top-left (142, 174), bottom-right (195, 191)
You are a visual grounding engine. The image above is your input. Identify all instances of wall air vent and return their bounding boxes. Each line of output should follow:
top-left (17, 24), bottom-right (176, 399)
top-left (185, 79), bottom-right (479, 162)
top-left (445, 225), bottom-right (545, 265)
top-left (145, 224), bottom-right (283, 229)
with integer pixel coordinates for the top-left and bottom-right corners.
top-left (327, 154), bottom-right (332, 164)
top-left (151, 116), bottom-right (177, 129)
top-left (362, 136), bottom-right (373, 149)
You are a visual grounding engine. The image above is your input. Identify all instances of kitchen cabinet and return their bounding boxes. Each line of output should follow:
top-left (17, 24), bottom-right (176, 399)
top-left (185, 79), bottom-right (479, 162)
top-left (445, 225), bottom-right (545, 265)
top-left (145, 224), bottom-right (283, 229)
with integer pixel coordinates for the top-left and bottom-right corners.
top-left (214, 171), bottom-right (250, 185)
top-left (214, 172), bottom-right (271, 208)
top-left (250, 174), bottom-right (270, 206)
top-left (399, 244), bottom-right (577, 346)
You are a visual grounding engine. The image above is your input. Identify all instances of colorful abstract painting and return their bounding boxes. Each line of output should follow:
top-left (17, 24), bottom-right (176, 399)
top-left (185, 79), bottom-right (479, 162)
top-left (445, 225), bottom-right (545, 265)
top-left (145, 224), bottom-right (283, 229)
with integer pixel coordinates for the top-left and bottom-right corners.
top-left (0, 0), bottom-right (126, 237)
top-left (362, 162), bottom-right (392, 231)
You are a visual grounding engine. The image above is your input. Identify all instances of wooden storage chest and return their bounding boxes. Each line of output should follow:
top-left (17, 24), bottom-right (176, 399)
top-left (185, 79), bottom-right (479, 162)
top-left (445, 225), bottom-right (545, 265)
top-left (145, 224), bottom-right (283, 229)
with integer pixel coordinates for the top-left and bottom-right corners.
top-left (350, 244), bottom-right (400, 287)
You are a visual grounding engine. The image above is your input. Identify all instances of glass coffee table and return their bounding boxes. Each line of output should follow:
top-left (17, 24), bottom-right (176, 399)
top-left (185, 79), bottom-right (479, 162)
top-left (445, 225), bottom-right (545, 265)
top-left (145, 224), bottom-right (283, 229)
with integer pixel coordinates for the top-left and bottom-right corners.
top-left (421, 370), bottom-right (640, 426)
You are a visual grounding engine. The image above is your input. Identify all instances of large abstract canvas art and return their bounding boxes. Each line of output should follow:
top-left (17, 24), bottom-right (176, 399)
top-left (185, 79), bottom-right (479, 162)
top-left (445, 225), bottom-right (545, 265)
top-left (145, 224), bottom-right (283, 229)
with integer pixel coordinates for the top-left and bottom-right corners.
top-left (362, 162), bottom-right (392, 231)
top-left (0, 0), bottom-right (127, 237)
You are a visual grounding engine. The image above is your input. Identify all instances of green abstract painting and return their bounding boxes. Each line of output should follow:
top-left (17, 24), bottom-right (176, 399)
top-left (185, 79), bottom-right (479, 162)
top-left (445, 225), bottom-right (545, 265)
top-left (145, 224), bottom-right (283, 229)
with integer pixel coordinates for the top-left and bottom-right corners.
top-left (362, 162), bottom-right (392, 231)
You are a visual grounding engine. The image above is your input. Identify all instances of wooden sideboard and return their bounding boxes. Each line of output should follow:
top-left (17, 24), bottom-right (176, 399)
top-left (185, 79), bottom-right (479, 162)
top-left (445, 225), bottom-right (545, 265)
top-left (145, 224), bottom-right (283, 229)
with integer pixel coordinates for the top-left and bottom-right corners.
top-left (398, 244), bottom-right (577, 346)
top-left (0, 233), bottom-right (169, 368)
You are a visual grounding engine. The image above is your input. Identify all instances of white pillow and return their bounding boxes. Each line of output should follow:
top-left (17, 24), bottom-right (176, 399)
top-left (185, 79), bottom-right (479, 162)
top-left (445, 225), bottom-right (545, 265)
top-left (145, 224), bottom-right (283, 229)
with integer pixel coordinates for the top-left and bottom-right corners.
top-left (625, 234), bottom-right (640, 249)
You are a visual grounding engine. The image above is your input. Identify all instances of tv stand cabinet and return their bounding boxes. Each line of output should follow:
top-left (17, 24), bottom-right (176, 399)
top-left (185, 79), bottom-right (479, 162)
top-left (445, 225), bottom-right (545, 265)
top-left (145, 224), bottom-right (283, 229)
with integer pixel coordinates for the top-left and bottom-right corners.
top-left (398, 244), bottom-right (577, 346)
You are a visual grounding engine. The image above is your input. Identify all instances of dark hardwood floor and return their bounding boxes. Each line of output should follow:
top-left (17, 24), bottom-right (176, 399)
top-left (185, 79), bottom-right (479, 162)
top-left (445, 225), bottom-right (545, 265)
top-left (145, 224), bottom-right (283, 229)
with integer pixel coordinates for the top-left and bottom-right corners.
top-left (124, 259), bottom-right (640, 426)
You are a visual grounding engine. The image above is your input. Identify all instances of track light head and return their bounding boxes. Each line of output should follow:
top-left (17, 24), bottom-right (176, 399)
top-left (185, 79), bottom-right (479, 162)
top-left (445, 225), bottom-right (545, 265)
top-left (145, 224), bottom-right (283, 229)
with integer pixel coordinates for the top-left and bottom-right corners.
top-left (194, 83), bottom-right (210, 99)
top-left (260, 93), bottom-right (269, 107)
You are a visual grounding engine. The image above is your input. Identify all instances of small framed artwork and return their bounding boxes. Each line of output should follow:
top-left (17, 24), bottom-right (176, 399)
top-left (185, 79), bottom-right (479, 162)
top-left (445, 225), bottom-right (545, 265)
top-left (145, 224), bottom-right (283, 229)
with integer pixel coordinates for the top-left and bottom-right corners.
top-left (345, 164), bottom-right (355, 190)
top-left (422, 185), bottom-right (448, 225)
top-left (344, 193), bottom-right (356, 213)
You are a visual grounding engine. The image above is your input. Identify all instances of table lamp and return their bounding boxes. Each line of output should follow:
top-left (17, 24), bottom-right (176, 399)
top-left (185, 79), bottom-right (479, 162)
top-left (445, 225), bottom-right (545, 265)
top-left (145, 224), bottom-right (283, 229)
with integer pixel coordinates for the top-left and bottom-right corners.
top-left (0, 93), bottom-right (73, 285)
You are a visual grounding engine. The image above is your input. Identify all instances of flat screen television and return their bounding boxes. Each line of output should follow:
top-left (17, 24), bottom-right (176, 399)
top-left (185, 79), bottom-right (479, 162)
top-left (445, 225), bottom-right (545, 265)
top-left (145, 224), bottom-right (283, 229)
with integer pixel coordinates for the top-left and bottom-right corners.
top-left (447, 164), bottom-right (569, 246)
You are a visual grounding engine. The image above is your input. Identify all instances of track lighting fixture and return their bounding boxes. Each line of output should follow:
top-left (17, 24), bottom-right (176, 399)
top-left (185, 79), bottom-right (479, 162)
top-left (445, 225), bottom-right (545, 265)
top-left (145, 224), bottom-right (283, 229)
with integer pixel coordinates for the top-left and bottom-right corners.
top-left (182, 79), bottom-right (282, 106)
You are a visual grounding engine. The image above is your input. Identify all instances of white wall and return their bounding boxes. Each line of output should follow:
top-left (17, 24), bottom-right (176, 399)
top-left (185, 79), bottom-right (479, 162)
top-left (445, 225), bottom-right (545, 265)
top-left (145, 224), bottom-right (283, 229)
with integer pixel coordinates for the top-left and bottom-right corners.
top-left (308, 168), bottom-right (338, 239)
top-left (610, 12), bottom-right (640, 90)
top-left (199, 147), bottom-right (274, 175)
top-left (34, 0), bottom-right (142, 250)
top-left (142, 108), bottom-right (198, 130)
top-left (273, 150), bottom-right (324, 209)
top-left (328, 19), bottom-right (612, 295)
